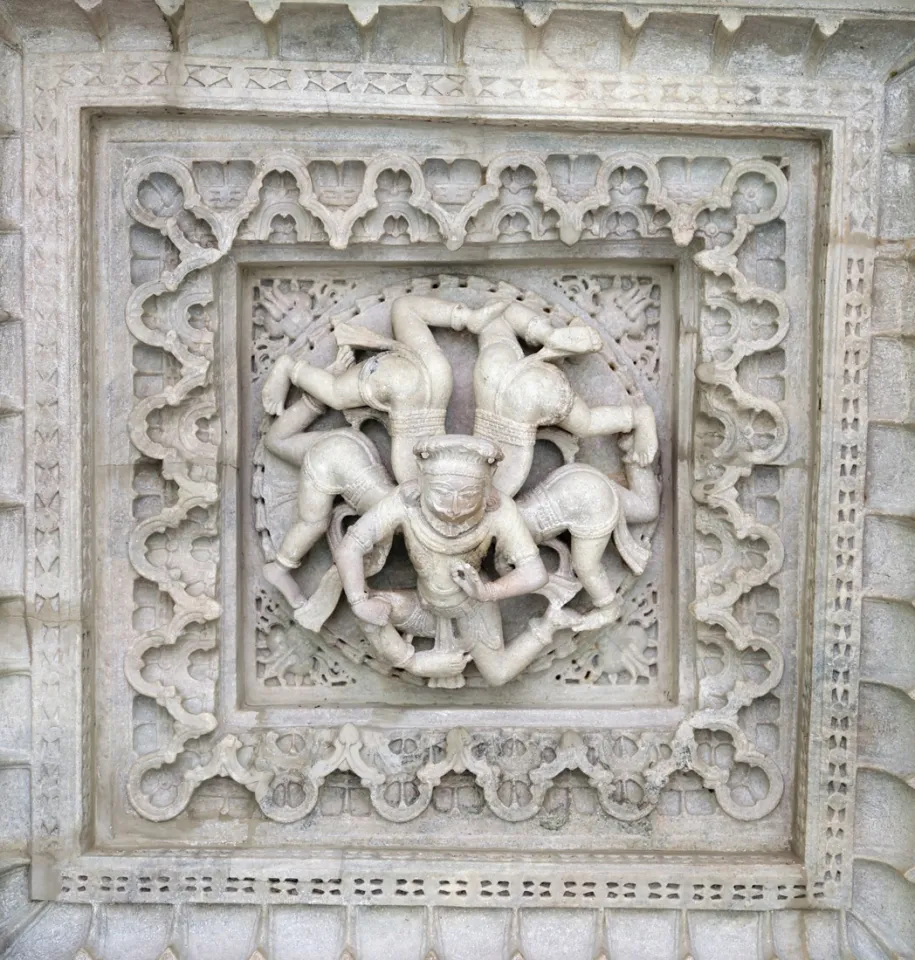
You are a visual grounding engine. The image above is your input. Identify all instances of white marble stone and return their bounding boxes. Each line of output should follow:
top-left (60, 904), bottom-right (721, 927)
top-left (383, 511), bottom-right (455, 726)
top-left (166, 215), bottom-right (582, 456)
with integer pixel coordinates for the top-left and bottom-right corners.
top-left (0, 1), bottom-right (914, 957)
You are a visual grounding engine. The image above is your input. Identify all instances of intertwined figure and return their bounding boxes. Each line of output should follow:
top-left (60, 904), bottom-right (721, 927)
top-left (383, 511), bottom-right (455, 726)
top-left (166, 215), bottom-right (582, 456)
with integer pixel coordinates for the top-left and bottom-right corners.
top-left (260, 291), bottom-right (659, 686)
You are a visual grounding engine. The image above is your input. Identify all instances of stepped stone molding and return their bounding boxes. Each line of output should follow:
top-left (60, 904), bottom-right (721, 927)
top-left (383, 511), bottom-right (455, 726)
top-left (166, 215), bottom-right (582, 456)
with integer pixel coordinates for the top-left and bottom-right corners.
top-left (27, 51), bottom-right (867, 904)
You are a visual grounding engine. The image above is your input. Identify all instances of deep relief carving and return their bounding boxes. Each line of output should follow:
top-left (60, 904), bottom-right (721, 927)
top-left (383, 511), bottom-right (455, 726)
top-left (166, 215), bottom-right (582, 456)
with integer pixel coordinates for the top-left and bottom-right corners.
top-left (257, 278), bottom-right (659, 689)
top-left (249, 271), bottom-right (667, 696)
top-left (120, 146), bottom-right (789, 829)
top-left (13, 33), bottom-right (889, 930)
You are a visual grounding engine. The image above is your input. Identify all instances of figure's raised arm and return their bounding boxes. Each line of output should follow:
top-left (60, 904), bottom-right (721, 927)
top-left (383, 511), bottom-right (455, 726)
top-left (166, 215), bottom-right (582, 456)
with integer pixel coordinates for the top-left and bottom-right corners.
top-left (559, 397), bottom-right (659, 465)
top-left (262, 344), bottom-right (361, 414)
top-left (452, 553), bottom-right (547, 604)
top-left (451, 498), bottom-right (548, 603)
top-left (287, 350), bottom-right (363, 410)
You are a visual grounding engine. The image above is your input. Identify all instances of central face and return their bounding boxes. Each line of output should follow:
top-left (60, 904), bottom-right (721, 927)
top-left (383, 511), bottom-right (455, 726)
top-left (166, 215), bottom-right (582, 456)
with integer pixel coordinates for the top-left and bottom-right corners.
top-left (422, 473), bottom-right (488, 524)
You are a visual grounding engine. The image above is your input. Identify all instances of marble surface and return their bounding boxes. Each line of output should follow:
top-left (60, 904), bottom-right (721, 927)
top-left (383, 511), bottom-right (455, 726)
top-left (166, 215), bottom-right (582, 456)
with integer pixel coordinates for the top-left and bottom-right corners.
top-left (0, 1), bottom-right (913, 957)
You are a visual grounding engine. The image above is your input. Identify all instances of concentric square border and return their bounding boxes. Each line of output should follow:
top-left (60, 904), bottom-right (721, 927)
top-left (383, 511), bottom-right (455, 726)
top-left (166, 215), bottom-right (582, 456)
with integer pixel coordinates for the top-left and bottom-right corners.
top-left (21, 52), bottom-right (879, 910)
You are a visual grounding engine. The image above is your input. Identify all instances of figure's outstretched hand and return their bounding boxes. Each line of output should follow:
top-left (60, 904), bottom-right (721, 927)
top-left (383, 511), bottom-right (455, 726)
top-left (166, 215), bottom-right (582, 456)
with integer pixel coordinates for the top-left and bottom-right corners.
top-left (451, 562), bottom-right (494, 602)
top-left (351, 595), bottom-right (392, 627)
top-left (262, 355), bottom-right (294, 416)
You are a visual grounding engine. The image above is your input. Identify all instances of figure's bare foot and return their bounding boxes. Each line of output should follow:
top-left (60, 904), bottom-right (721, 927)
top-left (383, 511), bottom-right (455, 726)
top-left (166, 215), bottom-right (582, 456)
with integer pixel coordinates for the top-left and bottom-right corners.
top-left (406, 649), bottom-right (470, 679)
top-left (327, 344), bottom-right (355, 376)
top-left (574, 601), bottom-right (622, 632)
top-left (293, 566), bottom-right (343, 633)
top-left (546, 325), bottom-right (602, 355)
top-left (263, 560), bottom-right (305, 608)
top-left (427, 673), bottom-right (466, 689)
top-left (625, 405), bottom-right (658, 467)
top-left (262, 355), bottom-right (294, 415)
top-left (351, 595), bottom-right (392, 627)
top-left (545, 605), bottom-right (586, 631)
top-left (294, 602), bottom-right (328, 633)
top-left (537, 571), bottom-right (582, 609)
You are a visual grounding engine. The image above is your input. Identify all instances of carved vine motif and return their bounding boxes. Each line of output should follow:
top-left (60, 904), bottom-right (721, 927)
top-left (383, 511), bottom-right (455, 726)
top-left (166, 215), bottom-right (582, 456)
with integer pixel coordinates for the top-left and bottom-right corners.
top-left (546, 577), bottom-right (660, 686)
top-left (122, 148), bottom-right (789, 826)
top-left (551, 274), bottom-right (663, 385)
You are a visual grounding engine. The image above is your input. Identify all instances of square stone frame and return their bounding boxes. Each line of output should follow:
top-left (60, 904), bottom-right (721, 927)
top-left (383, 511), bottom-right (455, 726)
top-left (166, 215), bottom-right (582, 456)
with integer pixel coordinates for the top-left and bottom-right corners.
top-left (23, 52), bottom-right (877, 913)
top-left (231, 251), bottom-right (684, 714)
top-left (99, 122), bottom-right (806, 863)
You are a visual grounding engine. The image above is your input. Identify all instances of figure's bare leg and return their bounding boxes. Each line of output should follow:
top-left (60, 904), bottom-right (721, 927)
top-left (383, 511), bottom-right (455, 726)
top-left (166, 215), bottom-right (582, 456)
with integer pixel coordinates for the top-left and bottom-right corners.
top-left (490, 440), bottom-right (535, 498)
top-left (360, 621), bottom-right (419, 670)
top-left (365, 298), bottom-right (457, 481)
top-left (263, 488), bottom-right (335, 608)
top-left (361, 622), bottom-right (468, 680)
top-left (293, 565), bottom-right (343, 633)
top-left (458, 601), bottom-right (548, 689)
top-left (390, 434), bottom-right (429, 485)
top-left (616, 437), bottom-right (661, 524)
top-left (629, 404), bottom-right (658, 466)
top-left (475, 315), bottom-right (519, 350)
top-left (472, 331), bottom-right (536, 497)
top-left (361, 590), bottom-right (468, 679)
top-left (389, 296), bottom-right (453, 403)
top-left (373, 590), bottom-right (436, 638)
top-left (263, 525), bottom-right (320, 608)
top-left (570, 534), bottom-right (616, 608)
top-left (391, 296), bottom-right (453, 352)
top-left (293, 469), bottom-right (396, 633)
top-left (289, 358), bottom-right (364, 410)
top-left (264, 396), bottom-right (323, 465)
top-left (393, 295), bottom-right (507, 340)
top-left (471, 622), bottom-right (551, 687)
top-left (262, 355), bottom-right (295, 415)
top-left (559, 394), bottom-right (637, 439)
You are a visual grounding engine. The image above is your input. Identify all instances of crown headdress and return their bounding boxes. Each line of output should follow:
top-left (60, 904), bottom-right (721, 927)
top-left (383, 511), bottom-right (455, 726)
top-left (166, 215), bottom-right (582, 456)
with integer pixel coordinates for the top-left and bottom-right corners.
top-left (414, 435), bottom-right (503, 479)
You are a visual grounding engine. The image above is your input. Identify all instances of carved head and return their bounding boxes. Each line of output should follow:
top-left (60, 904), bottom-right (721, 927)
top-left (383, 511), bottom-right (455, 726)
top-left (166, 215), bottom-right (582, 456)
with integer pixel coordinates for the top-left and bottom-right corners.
top-left (414, 435), bottom-right (503, 534)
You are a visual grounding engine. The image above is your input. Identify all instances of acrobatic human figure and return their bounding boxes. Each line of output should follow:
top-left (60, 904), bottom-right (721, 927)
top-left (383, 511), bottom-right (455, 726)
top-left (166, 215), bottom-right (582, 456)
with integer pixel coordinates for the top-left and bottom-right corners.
top-left (335, 436), bottom-right (561, 687)
top-left (516, 444), bottom-right (659, 616)
top-left (261, 295), bottom-right (507, 483)
top-left (456, 298), bottom-right (657, 496)
top-left (259, 347), bottom-right (396, 615)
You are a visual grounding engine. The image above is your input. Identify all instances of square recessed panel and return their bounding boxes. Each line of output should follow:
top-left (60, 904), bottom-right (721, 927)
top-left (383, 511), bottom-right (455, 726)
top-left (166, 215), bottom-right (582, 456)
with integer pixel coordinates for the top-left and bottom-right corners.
top-left (235, 259), bottom-right (680, 712)
top-left (79, 115), bottom-right (820, 890)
